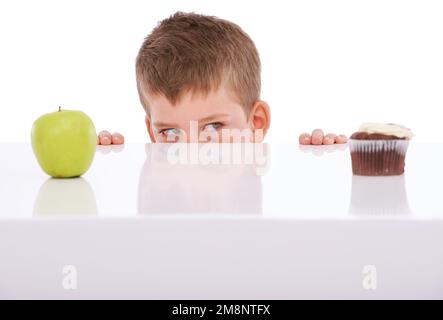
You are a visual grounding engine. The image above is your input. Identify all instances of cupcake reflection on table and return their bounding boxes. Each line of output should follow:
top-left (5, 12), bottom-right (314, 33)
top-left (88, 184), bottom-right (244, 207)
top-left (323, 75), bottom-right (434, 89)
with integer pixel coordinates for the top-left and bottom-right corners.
top-left (348, 123), bottom-right (413, 176)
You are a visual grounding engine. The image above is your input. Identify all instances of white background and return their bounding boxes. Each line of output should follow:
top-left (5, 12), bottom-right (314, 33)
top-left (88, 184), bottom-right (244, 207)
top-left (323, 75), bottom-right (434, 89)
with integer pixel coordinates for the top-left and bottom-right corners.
top-left (0, 0), bottom-right (442, 143)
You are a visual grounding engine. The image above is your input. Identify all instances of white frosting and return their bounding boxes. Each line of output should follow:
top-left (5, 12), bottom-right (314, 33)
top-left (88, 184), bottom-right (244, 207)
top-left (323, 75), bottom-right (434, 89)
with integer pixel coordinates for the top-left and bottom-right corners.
top-left (358, 123), bottom-right (414, 139)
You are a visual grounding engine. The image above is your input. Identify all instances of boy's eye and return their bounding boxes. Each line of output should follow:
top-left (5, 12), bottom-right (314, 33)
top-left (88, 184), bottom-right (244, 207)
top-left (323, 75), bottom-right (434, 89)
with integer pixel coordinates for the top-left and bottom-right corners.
top-left (203, 122), bottom-right (223, 132)
top-left (158, 128), bottom-right (180, 137)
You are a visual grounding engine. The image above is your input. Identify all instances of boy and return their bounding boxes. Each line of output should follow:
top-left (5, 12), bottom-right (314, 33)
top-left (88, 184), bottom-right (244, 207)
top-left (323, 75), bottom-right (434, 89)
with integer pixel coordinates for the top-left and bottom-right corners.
top-left (98, 12), bottom-right (347, 145)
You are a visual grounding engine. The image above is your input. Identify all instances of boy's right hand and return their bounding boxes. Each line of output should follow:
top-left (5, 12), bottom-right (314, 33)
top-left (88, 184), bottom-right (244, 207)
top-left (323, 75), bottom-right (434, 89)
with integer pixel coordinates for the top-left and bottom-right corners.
top-left (97, 130), bottom-right (125, 145)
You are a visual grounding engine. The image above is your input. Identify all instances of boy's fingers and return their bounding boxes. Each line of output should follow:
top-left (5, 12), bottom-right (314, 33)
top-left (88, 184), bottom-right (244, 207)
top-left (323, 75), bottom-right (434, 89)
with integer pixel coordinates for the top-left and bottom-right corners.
top-left (98, 130), bottom-right (112, 145)
top-left (99, 135), bottom-right (112, 145)
top-left (99, 130), bottom-right (111, 136)
top-left (335, 134), bottom-right (348, 144)
top-left (299, 130), bottom-right (347, 146)
top-left (299, 133), bottom-right (311, 145)
top-left (311, 129), bottom-right (324, 145)
top-left (323, 133), bottom-right (337, 145)
top-left (111, 133), bottom-right (125, 145)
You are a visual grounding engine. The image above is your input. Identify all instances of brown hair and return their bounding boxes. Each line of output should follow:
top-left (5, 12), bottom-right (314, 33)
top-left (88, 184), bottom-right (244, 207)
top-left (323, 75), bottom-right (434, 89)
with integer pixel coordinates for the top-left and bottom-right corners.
top-left (135, 12), bottom-right (261, 115)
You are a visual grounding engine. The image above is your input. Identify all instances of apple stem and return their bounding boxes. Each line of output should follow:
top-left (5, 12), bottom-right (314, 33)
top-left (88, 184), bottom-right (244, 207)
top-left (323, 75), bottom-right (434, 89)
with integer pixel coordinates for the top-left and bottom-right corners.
top-left (59, 106), bottom-right (61, 112)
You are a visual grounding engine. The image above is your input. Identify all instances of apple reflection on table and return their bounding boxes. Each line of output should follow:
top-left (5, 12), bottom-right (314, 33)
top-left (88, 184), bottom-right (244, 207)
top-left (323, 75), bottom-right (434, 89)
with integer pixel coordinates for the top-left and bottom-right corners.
top-left (33, 177), bottom-right (98, 216)
top-left (138, 143), bottom-right (270, 215)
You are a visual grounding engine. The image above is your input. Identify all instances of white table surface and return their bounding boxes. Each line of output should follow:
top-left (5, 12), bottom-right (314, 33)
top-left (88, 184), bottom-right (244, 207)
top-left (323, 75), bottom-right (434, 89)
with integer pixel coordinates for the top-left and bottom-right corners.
top-left (0, 142), bottom-right (442, 299)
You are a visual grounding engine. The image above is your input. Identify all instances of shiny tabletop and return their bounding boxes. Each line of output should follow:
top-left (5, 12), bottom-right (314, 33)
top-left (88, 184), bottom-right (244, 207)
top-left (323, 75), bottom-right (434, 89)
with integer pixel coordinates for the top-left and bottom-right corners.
top-left (0, 142), bottom-right (442, 299)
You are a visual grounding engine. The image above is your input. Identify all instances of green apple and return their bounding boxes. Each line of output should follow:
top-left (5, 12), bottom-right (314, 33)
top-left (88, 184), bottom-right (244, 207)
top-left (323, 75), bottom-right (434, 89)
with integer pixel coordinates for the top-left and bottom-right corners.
top-left (31, 107), bottom-right (97, 178)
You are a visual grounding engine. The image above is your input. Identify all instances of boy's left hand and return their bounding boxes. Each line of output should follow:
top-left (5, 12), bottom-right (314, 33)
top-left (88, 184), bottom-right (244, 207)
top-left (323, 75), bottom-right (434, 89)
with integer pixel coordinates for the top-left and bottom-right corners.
top-left (299, 129), bottom-right (347, 145)
top-left (97, 130), bottom-right (125, 145)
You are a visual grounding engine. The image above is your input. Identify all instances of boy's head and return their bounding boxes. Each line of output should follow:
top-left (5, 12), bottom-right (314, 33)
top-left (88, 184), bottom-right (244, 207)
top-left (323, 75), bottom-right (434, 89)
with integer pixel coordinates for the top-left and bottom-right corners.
top-left (136, 12), bottom-right (270, 142)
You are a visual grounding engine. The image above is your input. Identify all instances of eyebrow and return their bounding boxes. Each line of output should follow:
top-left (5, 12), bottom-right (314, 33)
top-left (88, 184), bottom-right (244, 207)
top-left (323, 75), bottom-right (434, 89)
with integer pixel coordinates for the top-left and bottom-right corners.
top-left (153, 113), bottom-right (231, 128)
top-left (152, 121), bottom-right (179, 128)
top-left (198, 113), bottom-right (231, 123)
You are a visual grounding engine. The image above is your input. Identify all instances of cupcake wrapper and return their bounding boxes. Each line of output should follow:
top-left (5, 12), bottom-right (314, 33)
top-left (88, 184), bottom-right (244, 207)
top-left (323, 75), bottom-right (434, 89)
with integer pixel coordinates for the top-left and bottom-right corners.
top-left (348, 139), bottom-right (409, 176)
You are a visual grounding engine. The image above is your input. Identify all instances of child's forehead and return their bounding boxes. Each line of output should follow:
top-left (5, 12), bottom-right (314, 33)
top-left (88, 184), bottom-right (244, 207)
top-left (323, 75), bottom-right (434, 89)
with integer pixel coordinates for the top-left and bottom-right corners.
top-left (146, 85), bottom-right (243, 113)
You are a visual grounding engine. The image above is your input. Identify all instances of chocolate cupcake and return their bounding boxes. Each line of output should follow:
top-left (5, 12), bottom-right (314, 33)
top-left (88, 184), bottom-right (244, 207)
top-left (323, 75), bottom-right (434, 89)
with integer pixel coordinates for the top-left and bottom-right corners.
top-left (349, 123), bottom-right (413, 176)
